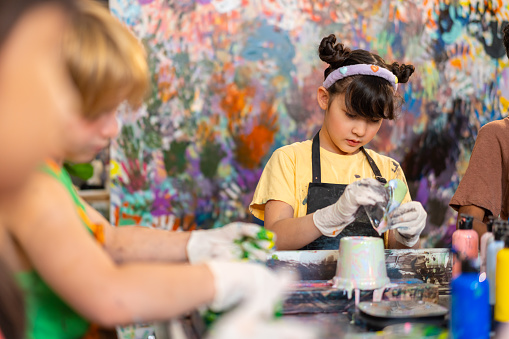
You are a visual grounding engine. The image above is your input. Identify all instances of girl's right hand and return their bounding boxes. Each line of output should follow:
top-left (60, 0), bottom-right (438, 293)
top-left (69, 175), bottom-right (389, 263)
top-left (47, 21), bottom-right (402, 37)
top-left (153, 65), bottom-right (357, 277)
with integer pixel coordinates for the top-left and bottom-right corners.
top-left (205, 265), bottom-right (317, 339)
top-left (205, 261), bottom-right (284, 313)
top-left (312, 178), bottom-right (386, 237)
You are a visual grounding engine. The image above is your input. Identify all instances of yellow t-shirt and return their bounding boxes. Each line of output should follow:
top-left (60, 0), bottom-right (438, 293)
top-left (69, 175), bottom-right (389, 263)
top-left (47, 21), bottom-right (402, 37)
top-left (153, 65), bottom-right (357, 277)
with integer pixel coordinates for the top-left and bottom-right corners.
top-left (250, 139), bottom-right (412, 220)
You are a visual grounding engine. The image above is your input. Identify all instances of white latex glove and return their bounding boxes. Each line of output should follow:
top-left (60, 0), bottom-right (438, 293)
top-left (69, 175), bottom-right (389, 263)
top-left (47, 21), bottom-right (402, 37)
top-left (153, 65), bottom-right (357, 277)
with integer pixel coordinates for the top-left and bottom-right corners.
top-left (313, 178), bottom-right (387, 237)
top-left (388, 201), bottom-right (427, 247)
top-left (206, 261), bottom-right (282, 313)
top-left (206, 269), bottom-right (319, 339)
top-left (187, 222), bottom-right (273, 264)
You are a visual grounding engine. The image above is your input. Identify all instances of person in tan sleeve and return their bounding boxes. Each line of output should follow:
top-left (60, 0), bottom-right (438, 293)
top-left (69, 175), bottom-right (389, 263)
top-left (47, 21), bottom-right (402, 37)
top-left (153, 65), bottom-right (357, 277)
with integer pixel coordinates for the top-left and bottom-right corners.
top-left (449, 25), bottom-right (509, 238)
top-left (450, 118), bottom-right (509, 237)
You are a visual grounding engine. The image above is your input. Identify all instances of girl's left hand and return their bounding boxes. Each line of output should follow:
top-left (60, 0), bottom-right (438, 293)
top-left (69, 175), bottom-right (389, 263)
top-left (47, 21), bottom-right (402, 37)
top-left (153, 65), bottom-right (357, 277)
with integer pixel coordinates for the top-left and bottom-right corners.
top-left (388, 201), bottom-right (427, 247)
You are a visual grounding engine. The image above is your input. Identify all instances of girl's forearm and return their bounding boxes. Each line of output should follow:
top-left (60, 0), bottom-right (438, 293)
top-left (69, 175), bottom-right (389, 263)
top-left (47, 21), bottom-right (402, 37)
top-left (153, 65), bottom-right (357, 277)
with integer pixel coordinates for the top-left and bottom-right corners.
top-left (104, 226), bottom-right (191, 264)
top-left (64, 263), bottom-right (215, 327)
top-left (267, 214), bottom-right (322, 250)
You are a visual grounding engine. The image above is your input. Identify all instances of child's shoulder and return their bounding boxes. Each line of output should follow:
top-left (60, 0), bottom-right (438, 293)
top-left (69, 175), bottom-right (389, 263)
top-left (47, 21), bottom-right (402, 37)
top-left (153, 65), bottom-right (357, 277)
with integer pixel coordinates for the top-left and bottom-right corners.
top-left (273, 139), bottom-right (312, 158)
top-left (4, 171), bottom-right (72, 232)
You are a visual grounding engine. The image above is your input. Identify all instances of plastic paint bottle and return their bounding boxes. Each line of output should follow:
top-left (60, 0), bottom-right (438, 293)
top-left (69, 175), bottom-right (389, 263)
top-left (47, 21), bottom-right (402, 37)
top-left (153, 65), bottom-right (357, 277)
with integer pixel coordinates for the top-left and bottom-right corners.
top-left (487, 221), bottom-right (508, 308)
top-left (452, 214), bottom-right (479, 278)
top-left (451, 260), bottom-right (490, 339)
top-left (480, 217), bottom-right (495, 278)
top-left (495, 237), bottom-right (509, 324)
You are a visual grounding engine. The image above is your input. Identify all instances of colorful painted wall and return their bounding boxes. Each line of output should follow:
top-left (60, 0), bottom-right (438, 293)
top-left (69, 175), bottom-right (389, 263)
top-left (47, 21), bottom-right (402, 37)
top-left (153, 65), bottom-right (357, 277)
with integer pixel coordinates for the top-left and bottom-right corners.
top-left (110, 0), bottom-right (509, 247)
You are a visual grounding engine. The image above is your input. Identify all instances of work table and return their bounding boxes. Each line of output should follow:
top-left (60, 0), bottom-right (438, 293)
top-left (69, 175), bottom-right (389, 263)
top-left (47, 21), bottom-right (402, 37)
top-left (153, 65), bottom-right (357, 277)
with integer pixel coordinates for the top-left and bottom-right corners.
top-left (145, 248), bottom-right (452, 339)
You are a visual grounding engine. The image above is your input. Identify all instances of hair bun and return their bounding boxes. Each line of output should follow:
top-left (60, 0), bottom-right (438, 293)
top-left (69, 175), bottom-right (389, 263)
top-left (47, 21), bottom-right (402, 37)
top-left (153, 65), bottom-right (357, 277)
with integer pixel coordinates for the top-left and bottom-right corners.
top-left (318, 34), bottom-right (351, 67)
top-left (503, 24), bottom-right (509, 58)
top-left (389, 62), bottom-right (415, 83)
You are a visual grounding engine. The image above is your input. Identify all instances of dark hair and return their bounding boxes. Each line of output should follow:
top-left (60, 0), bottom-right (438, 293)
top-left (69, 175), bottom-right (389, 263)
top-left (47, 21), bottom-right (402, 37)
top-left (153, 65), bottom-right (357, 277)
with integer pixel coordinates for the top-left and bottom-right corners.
top-left (504, 23), bottom-right (509, 59)
top-left (0, 259), bottom-right (25, 339)
top-left (0, 0), bottom-right (75, 46)
top-left (318, 34), bottom-right (415, 120)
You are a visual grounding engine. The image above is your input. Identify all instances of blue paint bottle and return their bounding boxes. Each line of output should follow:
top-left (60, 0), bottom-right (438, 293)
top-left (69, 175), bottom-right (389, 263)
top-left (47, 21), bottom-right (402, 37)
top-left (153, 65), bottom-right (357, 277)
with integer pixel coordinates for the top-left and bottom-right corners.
top-left (451, 260), bottom-right (490, 339)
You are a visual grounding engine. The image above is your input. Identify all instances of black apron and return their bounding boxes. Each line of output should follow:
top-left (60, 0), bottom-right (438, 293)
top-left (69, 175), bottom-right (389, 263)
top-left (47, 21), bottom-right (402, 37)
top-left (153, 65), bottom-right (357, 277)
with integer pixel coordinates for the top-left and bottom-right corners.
top-left (300, 131), bottom-right (387, 250)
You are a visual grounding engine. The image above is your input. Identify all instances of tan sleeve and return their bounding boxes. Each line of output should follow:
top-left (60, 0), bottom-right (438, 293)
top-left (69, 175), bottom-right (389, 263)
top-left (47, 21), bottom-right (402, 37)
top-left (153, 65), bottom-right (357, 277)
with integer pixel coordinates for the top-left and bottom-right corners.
top-left (450, 124), bottom-right (503, 216)
top-left (249, 149), bottom-right (296, 221)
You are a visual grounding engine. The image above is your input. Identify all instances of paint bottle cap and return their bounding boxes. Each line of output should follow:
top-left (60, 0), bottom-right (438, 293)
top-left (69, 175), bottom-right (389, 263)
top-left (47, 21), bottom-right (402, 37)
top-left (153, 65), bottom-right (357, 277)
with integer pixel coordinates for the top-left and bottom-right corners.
top-left (461, 258), bottom-right (478, 273)
top-left (486, 216), bottom-right (495, 233)
top-left (494, 221), bottom-right (508, 241)
top-left (458, 214), bottom-right (474, 230)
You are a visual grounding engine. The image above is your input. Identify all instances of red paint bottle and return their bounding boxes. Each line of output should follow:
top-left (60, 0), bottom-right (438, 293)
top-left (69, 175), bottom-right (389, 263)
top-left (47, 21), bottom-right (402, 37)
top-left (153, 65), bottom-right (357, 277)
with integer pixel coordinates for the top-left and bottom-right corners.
top-left (452, 214), bottom-right (479, 278)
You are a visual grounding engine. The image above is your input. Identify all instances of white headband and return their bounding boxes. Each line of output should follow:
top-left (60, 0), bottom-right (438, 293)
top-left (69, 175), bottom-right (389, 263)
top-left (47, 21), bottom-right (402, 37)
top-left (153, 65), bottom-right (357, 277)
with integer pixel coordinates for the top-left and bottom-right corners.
top-left (323, 64), bottom-right (398, 91)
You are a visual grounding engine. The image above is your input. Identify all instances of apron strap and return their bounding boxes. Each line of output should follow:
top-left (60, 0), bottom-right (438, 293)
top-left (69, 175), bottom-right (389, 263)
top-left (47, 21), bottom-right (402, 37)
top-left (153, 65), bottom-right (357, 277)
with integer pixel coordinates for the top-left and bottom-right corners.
top-left (360, 147), bottom-right (387, 184)
top-left (311, 132), bottom-right (321, 183)
top-left (311, 130), bottom-right (387, 184)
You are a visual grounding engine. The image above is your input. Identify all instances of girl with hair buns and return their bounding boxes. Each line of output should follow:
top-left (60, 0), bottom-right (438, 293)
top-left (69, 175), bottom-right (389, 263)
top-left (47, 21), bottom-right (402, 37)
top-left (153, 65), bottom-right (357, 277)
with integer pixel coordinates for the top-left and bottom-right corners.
top-left (250, 34), bottom-right (427, 250)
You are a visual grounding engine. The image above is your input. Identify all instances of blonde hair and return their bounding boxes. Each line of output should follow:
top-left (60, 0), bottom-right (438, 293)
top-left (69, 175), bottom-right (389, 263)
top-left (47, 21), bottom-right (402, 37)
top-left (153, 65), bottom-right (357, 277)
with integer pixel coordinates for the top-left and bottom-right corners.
top-left (63, 0), bottom-right (149, 119)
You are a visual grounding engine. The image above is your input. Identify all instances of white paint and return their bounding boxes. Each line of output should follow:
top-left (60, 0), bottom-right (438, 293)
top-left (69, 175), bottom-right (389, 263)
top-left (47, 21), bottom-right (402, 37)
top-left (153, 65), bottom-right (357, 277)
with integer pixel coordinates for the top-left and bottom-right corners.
top-left (211, 0), bottom-right (242, 13)
top-left (372, 286), bottom-right (387, 303)
top-left (354, 288), bottom-right (360, 305)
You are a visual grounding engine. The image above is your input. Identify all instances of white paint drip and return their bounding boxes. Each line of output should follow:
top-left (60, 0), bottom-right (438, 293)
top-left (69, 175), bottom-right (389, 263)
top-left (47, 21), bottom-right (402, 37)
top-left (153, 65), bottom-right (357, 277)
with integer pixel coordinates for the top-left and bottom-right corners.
top-left (372, 286), bottom-right (386, 303)
top-left (354, 288), bottom-right (360, 306)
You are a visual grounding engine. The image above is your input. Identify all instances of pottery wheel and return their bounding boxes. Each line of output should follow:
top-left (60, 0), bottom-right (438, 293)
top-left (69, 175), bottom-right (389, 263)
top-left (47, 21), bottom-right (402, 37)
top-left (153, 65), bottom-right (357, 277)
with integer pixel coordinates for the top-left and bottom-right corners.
top-left (357, 300), bottom-right (448, 319)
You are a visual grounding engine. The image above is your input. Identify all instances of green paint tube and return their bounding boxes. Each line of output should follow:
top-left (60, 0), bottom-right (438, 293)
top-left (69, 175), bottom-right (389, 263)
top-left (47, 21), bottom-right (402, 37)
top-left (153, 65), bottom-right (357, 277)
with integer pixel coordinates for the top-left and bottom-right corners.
top-left (369, 178), bottom-right (408, 235)
top-left (233, 228), bottom-right (276, 261)
top-left (385, 178), bottom-right (407, 214)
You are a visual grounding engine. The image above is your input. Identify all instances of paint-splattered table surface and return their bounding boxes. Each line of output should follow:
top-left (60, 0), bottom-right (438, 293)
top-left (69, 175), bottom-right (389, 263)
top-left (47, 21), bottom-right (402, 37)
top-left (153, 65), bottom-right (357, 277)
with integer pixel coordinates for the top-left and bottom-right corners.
top-left (267, 248), bottom-right (452, 292)
top-left (271, 248), bottom-right (452, 314)
top-left (162, 297), bottom-right (450, 339)
top-left (158, 312), bottom-right (366, 339)
top-left (153, 248), bottom-right (452, 339)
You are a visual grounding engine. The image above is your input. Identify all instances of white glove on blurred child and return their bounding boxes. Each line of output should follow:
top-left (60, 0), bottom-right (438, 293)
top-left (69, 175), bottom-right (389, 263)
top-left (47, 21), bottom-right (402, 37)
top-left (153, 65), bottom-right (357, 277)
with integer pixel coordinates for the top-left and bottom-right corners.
top-left (388, 201), bottom-right (427, 247)
top-left (313, 178), bottom-right (387, 237)
top-left (205, 261), bottom-right (281, 312)
top-left (187, 222), bottom-right (274, 264)
top-left (208, 318), bottom-right (318, 339)
top-left (206, 266), bottom-right (319, 339)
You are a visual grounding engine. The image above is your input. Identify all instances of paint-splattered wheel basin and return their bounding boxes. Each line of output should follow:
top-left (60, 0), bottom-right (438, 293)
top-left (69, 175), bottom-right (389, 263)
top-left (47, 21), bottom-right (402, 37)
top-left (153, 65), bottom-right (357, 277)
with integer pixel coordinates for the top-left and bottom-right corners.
top-left (358, 300), bottom-right (448, 318)
top-left (332, 236), bottom-right (389, 294)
